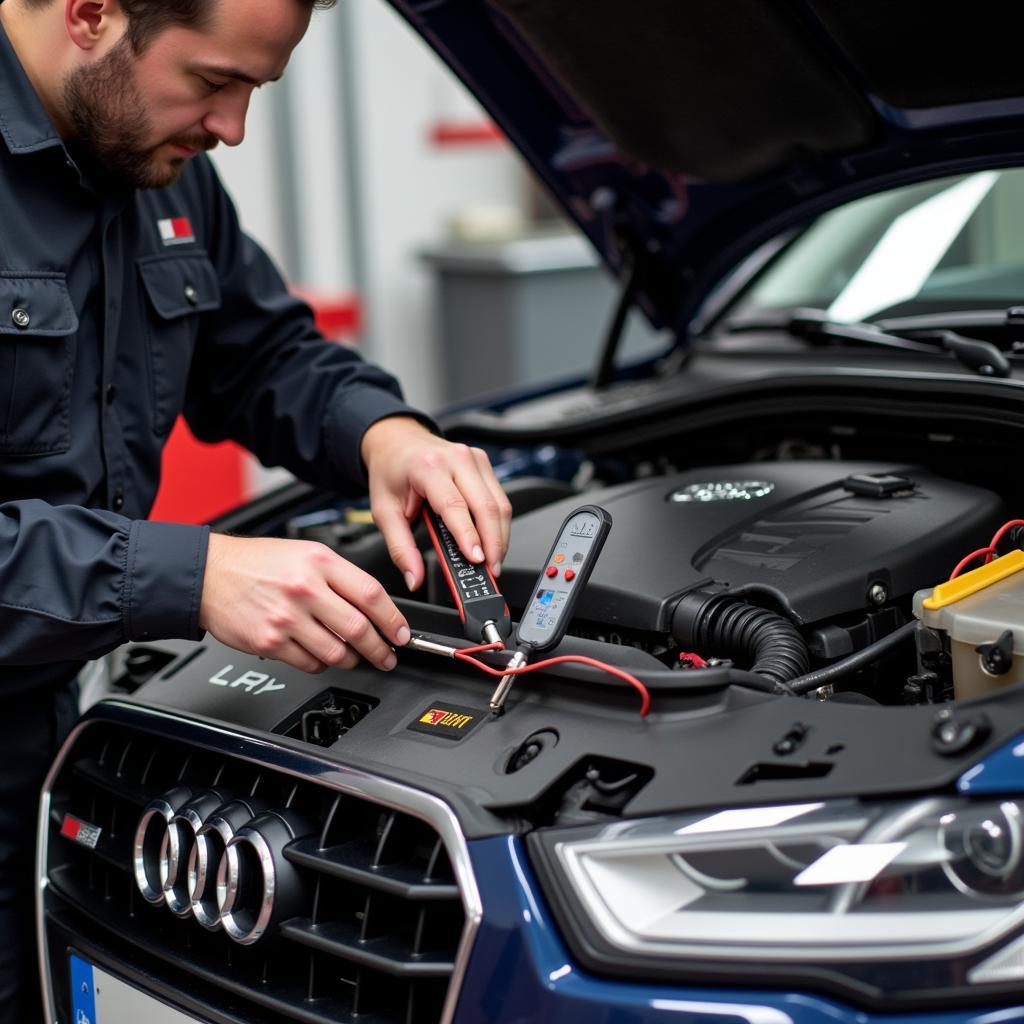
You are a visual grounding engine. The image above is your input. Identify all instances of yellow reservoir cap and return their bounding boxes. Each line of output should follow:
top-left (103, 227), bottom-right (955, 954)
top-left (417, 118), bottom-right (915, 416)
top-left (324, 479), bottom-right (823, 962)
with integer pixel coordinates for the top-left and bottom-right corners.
top-left (922, 549), bottom-right (1024, 610)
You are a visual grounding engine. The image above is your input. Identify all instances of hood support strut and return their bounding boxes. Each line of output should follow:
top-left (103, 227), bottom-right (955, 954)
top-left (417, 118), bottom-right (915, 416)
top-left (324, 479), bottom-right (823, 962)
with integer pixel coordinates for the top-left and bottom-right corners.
top-left (591, 252), bottom-right (641, 389)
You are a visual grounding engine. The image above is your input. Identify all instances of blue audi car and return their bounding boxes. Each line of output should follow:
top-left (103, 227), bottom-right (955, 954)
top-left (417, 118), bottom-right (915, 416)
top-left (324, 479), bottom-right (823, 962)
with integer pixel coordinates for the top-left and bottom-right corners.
top-left (38, 2), bottom-right (1024, 1022)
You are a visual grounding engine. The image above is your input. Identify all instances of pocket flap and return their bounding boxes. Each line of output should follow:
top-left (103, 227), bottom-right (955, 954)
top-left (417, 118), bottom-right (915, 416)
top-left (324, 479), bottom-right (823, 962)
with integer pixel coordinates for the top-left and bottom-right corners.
top-left (138, 251), bottom-right (222, 319)
top-left (0, 272), bottom-right (77, 336)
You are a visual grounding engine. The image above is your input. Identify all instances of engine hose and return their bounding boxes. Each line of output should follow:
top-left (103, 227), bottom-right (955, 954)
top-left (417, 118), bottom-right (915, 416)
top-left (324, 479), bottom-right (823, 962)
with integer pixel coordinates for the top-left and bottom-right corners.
top-left (671, 593), bottom-right (810, 693)
top-left (786, 621), bottom-right (917, 696)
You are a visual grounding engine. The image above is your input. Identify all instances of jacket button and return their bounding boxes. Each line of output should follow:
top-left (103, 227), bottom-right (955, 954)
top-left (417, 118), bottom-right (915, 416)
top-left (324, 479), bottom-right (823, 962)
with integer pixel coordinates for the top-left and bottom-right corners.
top-left (11, 308), bottom-right (29, 329)
top-left (105, 384), bottom-right (117, 404)
top-left (183, 284), bottom-right (199, 306)
top-left (112, 491), bottom-right (124, 511)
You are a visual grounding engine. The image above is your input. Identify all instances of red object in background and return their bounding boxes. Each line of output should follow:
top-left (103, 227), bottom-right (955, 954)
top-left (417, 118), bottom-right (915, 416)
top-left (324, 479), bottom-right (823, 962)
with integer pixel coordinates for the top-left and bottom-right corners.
top-left (295, 288), bottom-right (362, 340)
top-left (148, 290), bottom-right (362, 525)
top-left (428, 119), bottom-right (505, 147)
top-left (148, 420), bottom-right (247, 524)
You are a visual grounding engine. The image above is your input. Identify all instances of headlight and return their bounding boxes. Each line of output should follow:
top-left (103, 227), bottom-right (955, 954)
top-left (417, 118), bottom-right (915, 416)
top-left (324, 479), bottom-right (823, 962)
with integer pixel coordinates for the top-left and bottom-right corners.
top-left (531, 797), bottom-right (1024, 1007)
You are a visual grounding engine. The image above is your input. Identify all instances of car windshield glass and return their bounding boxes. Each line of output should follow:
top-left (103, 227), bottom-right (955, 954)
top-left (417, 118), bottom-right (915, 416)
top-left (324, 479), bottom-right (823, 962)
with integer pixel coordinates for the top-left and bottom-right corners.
top-left (725, 168), bottom-right (1024, 324)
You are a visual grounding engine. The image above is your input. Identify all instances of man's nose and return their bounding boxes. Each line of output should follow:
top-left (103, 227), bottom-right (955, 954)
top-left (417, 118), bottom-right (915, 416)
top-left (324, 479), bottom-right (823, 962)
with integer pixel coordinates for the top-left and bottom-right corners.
top-left (202, 93), bottom-right (250, 148)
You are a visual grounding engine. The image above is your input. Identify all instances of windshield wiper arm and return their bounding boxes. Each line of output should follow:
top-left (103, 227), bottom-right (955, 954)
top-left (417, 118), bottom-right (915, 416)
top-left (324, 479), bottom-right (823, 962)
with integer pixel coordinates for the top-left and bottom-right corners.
top-left (938, 329), bottom-right (1013, 377)
top-left (726, 307), bottom-right (1012, 378)
top-left (875, 305), bottom-right (1024, 336)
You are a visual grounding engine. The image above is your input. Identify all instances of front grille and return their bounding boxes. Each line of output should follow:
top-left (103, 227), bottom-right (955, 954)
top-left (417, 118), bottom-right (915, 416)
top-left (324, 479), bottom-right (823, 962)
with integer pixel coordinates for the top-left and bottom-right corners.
top-left (42, 714), bottom-right (473, 1023)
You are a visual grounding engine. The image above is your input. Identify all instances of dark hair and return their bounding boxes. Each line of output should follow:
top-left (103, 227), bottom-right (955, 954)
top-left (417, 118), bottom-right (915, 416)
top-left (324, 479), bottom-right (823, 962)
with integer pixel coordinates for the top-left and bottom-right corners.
top-left (24, 0), bottom-right (336, 52)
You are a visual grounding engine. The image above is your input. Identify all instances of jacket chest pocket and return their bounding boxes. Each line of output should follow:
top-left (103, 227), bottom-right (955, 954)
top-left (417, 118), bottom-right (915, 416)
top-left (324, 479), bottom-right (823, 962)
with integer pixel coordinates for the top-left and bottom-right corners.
top-left (0, 272), bottom-right (78, 456)
top-left (137, 251), bottom-right (221, 437)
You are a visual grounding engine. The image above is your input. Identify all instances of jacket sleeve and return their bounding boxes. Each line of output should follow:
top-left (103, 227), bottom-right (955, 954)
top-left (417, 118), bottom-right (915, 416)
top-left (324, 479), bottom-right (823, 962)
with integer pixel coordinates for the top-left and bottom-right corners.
top-left (0, 500), bottom-right (208, 665)
top-left (181, 156), bottom-right (435, 491)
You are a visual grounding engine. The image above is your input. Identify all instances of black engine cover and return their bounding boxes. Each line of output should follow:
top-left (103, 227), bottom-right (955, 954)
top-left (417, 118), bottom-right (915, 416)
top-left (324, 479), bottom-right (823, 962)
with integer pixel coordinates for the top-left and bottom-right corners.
top-left (496, 461), bottom-right (1006, 630)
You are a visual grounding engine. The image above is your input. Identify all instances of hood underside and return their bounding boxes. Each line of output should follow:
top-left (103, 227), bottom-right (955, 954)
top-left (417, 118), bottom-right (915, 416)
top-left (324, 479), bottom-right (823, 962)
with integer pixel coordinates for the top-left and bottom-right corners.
top-left (389, 0), bottom-right (1024, 339)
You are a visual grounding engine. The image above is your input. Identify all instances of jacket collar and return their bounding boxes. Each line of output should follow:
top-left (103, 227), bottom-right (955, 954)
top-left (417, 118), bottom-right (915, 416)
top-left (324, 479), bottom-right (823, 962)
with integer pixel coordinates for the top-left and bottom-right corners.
top-left (0, 14), bottom-right (65, 156)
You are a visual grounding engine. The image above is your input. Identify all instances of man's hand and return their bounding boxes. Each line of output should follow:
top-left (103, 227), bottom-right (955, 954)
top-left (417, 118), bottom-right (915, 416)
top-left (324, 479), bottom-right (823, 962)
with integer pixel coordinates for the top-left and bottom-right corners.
top-left (361, 417), bottom-right (512, 591)
top-left (198, 535), bottom-right (411, 673)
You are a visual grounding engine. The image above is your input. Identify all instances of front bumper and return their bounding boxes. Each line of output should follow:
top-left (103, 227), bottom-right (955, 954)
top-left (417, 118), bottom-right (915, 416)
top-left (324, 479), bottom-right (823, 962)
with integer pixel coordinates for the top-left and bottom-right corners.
top-left (37, 702), bottom-right (1022, 1024)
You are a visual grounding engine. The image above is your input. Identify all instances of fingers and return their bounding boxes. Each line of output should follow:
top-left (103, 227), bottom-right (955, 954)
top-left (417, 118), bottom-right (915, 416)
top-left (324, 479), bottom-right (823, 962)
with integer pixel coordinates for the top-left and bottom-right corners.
top-left (471, 446), bottom-right (512, 573)
top-left (273, 640), bottom-right (328, 675)
top-left (320, 558), bottom-right (410, 668)
top-left (372, 494), bottom-right (426, 591)
top-left (265, 632), bottom-right (360, 675)
top-left (362, 425), bottom-right (512, 585)
top-left (199, 535), bottom-right (409, 676)
top-left (298, 625), bottom-right (362, 672)
top-left (419, 445), bottom-right (511, 577)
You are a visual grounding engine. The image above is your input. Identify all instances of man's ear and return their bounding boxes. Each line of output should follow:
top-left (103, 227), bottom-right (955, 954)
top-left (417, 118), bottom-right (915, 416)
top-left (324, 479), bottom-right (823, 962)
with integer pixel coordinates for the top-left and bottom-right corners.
top-left (64, 0), bottom-right (126, 52)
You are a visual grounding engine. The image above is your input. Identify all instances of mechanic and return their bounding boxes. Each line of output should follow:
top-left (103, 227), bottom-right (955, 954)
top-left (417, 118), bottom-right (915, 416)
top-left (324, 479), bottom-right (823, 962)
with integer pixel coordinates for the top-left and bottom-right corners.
top-left (0, 0), bottom-right (512, 1017)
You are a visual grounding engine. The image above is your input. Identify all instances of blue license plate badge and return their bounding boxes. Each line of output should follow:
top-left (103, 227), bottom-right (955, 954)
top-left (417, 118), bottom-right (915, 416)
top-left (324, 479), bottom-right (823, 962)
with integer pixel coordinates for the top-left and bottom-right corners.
top-left (69, 955), bottom-right (203, 1024)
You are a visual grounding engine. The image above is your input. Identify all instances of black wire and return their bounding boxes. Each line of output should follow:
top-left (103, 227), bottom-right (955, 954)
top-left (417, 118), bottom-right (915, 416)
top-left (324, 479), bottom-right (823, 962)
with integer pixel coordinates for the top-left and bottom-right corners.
top-left (474, 657), bottom-right (781, 695)
top-left (787, 621), bottom-right (917, 696)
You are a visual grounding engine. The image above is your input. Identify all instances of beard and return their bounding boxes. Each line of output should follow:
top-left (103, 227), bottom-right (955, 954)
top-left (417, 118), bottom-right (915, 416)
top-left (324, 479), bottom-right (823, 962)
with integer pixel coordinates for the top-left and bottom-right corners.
top-left (62, 38), bottom-right (217, 190)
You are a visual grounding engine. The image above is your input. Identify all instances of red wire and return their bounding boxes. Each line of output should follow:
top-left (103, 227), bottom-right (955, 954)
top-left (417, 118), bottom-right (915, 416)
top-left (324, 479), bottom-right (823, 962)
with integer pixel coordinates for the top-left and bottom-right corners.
top-left (949, 546), bottom-right (995, 580)
top-left (989, 519), bottom-right (1024, 553)
top-left (948, 518), bottom-right (1024, 579)
top-left (452, 649), bottom-right (651, 716)
top-left (454, 641), bottom-right (505, 655)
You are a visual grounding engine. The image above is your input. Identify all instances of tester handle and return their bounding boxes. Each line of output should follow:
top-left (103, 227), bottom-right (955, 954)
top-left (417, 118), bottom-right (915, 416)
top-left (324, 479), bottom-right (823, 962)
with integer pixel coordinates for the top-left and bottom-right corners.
top-left (422, 506), bottom-right (511, 645)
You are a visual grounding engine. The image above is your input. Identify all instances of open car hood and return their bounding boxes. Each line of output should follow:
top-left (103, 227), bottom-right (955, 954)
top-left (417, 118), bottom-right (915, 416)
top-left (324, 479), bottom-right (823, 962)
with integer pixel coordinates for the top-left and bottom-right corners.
top-left (387, 0), bottom-right (1024, 343)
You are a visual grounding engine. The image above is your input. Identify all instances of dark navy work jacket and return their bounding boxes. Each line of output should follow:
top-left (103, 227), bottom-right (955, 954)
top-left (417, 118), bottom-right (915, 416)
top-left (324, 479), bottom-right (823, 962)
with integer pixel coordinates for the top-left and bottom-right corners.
top-left (0, 22), bottom-right (425, 694)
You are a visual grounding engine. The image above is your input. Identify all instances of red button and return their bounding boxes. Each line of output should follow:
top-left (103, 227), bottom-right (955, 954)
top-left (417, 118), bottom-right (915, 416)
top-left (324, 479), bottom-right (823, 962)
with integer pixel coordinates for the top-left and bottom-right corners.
top-left (564, 569), bottom-right (576, 581)
top-left (545, 566), bottom-right (558, 577)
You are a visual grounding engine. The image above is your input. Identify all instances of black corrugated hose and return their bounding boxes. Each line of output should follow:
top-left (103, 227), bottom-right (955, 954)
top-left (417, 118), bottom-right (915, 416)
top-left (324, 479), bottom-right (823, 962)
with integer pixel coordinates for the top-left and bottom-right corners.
top-left (672, 594), bottom-right (810, 694)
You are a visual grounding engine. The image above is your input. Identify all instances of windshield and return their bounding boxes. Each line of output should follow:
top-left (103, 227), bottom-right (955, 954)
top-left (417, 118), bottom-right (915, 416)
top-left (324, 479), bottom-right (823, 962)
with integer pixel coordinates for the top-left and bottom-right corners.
top-left (725, 168), bottom-right (1024, 324)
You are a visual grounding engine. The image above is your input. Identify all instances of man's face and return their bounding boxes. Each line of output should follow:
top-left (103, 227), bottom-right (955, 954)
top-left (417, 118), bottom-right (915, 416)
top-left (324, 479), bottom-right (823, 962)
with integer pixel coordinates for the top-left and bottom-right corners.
top-left (62, 0), bottom-right (311, 189)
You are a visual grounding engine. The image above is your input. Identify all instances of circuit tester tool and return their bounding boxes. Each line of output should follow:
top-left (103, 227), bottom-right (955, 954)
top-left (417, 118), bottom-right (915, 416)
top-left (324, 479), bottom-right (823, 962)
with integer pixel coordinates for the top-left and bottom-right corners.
top-left (410, 504), bottom-right (615, 714)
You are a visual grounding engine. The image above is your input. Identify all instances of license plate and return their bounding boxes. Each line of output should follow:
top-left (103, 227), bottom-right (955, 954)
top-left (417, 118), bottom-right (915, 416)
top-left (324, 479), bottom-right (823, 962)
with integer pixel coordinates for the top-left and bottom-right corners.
top-left (70, 955), bottom-right (204, 1024)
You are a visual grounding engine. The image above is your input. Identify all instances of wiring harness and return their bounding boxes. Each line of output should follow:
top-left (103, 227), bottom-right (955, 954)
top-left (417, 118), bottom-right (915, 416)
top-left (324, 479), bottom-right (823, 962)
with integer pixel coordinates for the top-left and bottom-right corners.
top-left (949, 519), bottom-right (1024, 579)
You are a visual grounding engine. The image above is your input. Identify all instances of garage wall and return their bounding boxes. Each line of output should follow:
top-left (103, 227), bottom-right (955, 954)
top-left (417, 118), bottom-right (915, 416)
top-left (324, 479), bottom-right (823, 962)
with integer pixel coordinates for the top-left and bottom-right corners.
top-left (339, 0), bottom-right (526, 411)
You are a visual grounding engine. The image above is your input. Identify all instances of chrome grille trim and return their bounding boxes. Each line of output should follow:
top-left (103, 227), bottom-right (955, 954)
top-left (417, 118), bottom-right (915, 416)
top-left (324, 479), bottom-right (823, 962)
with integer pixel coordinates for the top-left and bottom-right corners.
top-left (36, 699), bottom-right (482, 1024)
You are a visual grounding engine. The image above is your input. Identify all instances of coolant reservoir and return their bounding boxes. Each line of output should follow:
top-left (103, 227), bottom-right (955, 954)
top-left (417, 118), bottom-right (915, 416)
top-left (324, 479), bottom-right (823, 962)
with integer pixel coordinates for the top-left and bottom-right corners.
top-left (914, 550), bottom-right (1024, 699)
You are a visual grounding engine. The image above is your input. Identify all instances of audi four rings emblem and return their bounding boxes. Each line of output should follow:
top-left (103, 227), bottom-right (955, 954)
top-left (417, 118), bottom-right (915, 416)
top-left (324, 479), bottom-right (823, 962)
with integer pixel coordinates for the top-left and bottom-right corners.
top-left (668, 479), bottom-right (775, 503)
top-left (133, 787), bottom-right (304, 945)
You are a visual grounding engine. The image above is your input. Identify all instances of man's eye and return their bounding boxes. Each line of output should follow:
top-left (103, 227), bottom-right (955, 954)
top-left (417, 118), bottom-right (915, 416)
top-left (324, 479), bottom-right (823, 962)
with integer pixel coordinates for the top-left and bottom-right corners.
top-left (199, 77), bottom-right (227, 93)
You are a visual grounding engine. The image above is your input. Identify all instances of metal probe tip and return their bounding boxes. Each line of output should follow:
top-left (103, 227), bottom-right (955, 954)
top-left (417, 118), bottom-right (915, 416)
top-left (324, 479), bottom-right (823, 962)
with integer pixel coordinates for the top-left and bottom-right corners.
top-left (406, 634), bottom-right (458, 658)
top-left (481, 621), bottom-right (503, 647)
top-left (489, 650), bottom-right (528, 715)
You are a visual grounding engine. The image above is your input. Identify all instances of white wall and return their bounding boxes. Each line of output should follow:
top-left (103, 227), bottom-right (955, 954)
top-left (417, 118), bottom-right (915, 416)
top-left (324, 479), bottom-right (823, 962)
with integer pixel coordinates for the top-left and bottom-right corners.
top-left (342, 0), bottom-right (526, 411)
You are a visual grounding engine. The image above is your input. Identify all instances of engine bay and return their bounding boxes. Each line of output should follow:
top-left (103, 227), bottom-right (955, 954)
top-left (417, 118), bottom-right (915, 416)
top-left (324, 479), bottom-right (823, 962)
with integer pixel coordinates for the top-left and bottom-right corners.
top-left (269, 445), bottom-right (1020, 711)
top-left (111, 387), bottom-right (1024, 835)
